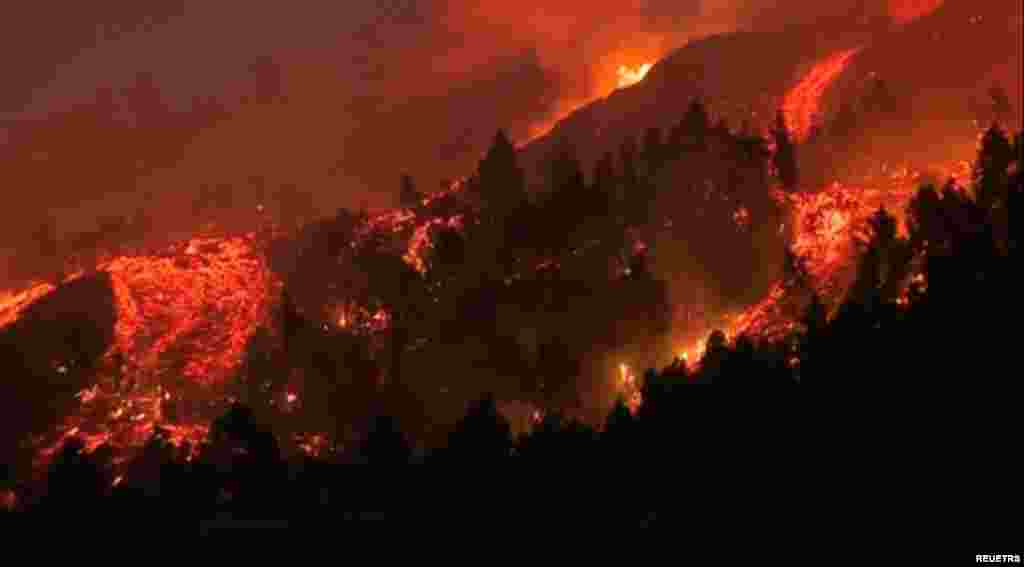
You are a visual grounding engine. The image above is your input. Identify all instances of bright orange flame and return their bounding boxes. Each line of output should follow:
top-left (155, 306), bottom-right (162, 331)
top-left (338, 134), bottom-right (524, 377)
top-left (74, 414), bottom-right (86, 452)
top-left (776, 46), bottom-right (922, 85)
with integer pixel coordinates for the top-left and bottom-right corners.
top-left (616, 362), bottom-right (642, 414)
top-left (616, 63), bottom-right (653, 89)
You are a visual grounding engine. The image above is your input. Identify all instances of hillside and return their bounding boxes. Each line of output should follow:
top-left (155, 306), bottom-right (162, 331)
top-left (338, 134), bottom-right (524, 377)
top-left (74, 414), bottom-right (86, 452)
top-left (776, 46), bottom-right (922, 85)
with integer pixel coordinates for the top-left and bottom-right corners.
top-left (517, 0), bottom-right (1019, 185)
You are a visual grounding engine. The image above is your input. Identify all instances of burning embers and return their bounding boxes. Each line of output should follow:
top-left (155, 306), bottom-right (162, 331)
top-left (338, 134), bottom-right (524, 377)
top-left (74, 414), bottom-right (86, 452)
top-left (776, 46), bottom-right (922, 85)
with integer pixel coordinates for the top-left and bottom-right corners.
top-left (617, 363), bottom-right (642, 414)
top-left (34, 383), bottom-right (211, 470)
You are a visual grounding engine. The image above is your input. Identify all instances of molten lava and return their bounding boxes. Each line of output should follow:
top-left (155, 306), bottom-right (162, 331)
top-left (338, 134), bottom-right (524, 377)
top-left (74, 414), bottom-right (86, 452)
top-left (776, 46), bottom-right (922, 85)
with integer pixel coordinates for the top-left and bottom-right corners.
top-left (783, 47), bottom-right (864, 142)
top-left (0, 282), bottom-right (56, 329)
top-left (96, 234), bottom-right (276, 387)
top-left (2, 232), bottom-right (277, 468)
top-left (661, 154), bottom-right (969, 378)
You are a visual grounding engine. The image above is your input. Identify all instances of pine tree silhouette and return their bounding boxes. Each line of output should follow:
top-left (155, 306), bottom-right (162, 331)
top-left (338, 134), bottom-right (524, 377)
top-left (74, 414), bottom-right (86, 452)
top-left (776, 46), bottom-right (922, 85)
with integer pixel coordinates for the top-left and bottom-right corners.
top-left (476, 129), bottom-right (526, 216)
top-left (399, 173), bottom-right (422, 210)
top-left (974, 124), bottom-right (1013, 210)
top-left (680, 99), bottom-right (710, 152)
top-left (643, 126), bottom-right (665, 174)
top-left (445, 394), bottom-right (512, 461)
top-left (772, 110), bottom-right (799, 191)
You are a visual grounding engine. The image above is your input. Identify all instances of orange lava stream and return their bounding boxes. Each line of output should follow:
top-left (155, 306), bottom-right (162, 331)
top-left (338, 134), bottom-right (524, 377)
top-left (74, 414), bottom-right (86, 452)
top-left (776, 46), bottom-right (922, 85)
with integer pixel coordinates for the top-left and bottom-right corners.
top-left (667, 157), bottom-right (964, 376)
top-left (96, 234), bottom-right (275, 387)
top-left (0, 282), bottom-right (56, 329)
top-left (2, 232), bottom-right (276, 469)
top-left (783, 47), bottom-right (863, 142)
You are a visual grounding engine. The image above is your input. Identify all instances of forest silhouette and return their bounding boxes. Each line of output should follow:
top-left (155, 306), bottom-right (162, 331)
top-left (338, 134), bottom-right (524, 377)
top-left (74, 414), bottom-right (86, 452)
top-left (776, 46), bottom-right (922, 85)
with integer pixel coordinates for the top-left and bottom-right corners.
top-left (1, 86), bottom-right (1021, 514)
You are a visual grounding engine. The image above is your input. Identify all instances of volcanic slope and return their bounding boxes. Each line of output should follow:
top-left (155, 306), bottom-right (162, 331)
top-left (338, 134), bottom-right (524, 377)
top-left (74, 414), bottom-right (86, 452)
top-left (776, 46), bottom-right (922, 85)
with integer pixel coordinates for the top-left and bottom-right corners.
top-left (516, 0), bottom-right (1019, 183)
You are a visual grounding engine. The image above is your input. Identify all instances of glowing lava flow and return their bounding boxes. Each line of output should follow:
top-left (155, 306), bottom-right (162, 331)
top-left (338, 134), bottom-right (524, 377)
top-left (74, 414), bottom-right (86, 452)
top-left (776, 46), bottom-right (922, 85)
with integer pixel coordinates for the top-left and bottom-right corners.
top-left (97, 234), bottom-right (276, 387)
top-left (667, 168), bottom-right (937, 374)
top-left (0, 282), bottom-right (56, 329)
top-left (2, 233), bottom-right (277, 468)
top-left (783, 47), bottom-right (863, 142)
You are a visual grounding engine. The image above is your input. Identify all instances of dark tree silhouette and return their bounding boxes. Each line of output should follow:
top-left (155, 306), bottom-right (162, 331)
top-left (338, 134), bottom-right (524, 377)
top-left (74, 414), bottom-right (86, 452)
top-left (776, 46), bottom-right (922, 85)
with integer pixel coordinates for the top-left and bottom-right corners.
top-left (908, 183), bottom-right (945, 253)
top-left (546, 142), bottom-right (586, 200)
top-left (239, 327), bottom-right (278, 412)
top-left (591, 150), bottom-right (617, 220)
top-left (443, 394), bottom-right (512, 461)
top-left (642, 126), bottom-right (666, 174)
top-left (848, 207), bottom-right (910, 307)
top-left (1009, 133), bottom-right (1022, 253)
top-left (280, 287), bottom-right (304, 356)
top-left (987, 83), bottom-right (1014, 125)
top-left (974, 124), bottom-right (1014, 210)
top-left (617, 136), bottom-right (646, 225)
top-left (772, 110), bottom-right (799, 191)
top-left (39, 438), bottom-right (109, 511)
top-left (359, 415), bottom-right (411, 464)
top-left (399, 173), bottom-right (422, 210)
top-left (861, 77), bottom-right (897, 118)
top-left (430, 226), bottom-right (467, 276)
top-left (679, 99), bottom-right (710, 152)
top-left (830, 101), bottom-right (858, 141)
top-left (475, 129), bottom-right (526, 216)
top-left (592, 151), bottom-right (616, 194)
